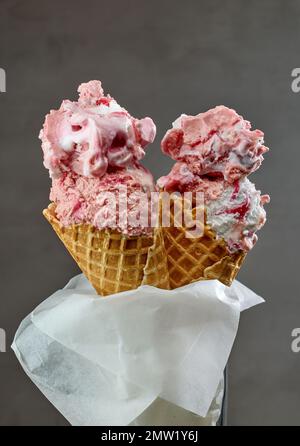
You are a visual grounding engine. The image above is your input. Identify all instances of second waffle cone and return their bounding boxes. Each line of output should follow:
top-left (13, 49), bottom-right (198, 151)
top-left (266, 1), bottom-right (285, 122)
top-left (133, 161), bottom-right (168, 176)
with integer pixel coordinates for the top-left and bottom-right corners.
top-left (161, 195), bottom-right (246, 288)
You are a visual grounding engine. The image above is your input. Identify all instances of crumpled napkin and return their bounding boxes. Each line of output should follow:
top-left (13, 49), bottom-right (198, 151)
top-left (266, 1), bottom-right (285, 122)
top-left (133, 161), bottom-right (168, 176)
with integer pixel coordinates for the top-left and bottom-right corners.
top-left (12, 274), bottom-right (263, 426)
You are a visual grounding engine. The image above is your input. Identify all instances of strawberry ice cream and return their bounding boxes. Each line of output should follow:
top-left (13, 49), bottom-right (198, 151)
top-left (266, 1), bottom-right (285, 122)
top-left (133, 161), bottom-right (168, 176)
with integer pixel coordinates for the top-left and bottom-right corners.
top-left (158, 161), bottom-right (224, 198)
top-left (161, 106), bottom-right (268, 183)
top-left (158, 106), bottom-right (270, 253)
top-left (40, 80), bottom-right (156, 179)
top-left (50, 166), bottom-right (154, 236)
top-left (205, 178), bottom-right (269, 252)
top-left (41, 81), bottom-right (156, 235)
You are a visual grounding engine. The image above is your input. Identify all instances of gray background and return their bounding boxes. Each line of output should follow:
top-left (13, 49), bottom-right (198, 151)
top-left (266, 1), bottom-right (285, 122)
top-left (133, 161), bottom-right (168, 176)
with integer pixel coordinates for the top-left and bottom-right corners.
top-left (0, 0), bottom-right (299, 426)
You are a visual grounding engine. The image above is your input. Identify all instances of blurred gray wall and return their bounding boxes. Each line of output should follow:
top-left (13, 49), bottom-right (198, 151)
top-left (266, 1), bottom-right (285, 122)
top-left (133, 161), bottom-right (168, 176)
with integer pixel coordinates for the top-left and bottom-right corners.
top-left (0, 0), bottom-right (299, 426)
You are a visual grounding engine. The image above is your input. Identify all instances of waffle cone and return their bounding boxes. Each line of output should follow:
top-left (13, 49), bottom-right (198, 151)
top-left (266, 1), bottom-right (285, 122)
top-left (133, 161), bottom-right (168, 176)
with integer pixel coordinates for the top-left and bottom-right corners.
top-left (43, 204), bottom-right (169, 296)
top-left (161, 196), bottom-right (246, 288)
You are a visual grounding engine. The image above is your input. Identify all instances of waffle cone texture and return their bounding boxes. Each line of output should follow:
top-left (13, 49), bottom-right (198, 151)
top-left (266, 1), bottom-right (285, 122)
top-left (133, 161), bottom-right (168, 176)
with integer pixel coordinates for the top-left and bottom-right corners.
top-left (161, 196), bottom-right (246, 289)
top-left (44, 193), bottom-right (246, 296)
top-left (43, 204), bottom-right (170, 296)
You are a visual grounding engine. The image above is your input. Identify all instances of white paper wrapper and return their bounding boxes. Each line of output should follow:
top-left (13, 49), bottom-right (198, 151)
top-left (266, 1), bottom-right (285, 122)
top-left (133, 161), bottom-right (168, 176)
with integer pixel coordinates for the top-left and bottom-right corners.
top-left (12, 274), bottom-right (263, 426)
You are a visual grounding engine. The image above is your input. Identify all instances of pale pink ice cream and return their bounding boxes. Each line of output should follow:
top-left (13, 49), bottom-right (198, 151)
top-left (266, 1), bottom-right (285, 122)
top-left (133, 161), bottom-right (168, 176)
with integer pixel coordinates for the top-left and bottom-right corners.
top-left (50, 166), bottom-right (154, 236)
top-left (41, 81), bottom-right (156, 235)
top-left (40, 80), bottom-right (156, 179)
top-left (161, 106), bottom-right (268, 183)
top-left (158, 161), bottom-right (224, 199)
top-left (158, 106), bottom-right (270, 253)
top-left (205, 177), bottom-right (269, 252)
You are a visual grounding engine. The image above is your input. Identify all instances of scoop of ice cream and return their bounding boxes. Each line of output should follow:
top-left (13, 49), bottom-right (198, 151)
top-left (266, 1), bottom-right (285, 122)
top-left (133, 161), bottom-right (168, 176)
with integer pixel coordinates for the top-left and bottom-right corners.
top-left (50, 165), bottom-right (155, 236)
top-left (161, 106), bottom-right (268, 183)
top-left (40, 80), bottom-right (156, 179)
top-left (205, 178), bottom-right (269, 252)
top-left (158, 164), bottom-right (269, 252)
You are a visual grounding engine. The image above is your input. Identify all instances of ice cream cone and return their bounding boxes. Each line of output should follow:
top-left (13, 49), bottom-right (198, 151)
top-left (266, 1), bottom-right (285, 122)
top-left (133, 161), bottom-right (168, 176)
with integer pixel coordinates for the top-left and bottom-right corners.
top-left (43, 204), bottom-right (170, 296)
top-left (161, 196), bottom-right (246, 288)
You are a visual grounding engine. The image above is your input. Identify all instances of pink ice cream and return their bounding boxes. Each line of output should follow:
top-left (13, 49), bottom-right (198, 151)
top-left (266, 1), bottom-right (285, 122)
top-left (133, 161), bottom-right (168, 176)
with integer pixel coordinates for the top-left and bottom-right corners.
top-left (40, 80), bottom-right (156, 179)
top-left (158, 106), bottom-right (270, 253)
top-left (50, 166), bottom-right (154, 236)
top-left (158, 161), bottom-right (224, 199)
top-left (161, 106), bottom-right (268, 183)
top-left (41, 81), bottom-right (156, 235)
top-left (204, 177), bottom-right (269, 252)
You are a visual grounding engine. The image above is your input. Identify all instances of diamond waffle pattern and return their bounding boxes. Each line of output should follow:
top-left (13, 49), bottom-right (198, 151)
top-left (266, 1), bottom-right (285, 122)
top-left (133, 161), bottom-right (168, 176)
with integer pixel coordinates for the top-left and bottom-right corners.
top-left (162, 196), bottom-right (246, 288)
top-left (43, 204), bottom-right (169, 296)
